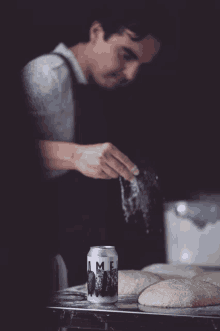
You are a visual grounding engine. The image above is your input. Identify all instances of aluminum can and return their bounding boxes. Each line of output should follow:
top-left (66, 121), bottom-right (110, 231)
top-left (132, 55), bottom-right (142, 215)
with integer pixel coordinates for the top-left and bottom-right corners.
top-left (87, 246), bottom-right (118, 303)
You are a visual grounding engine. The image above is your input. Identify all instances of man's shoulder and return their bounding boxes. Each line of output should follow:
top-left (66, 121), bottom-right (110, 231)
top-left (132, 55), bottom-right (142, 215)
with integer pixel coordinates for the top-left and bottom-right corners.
top-left (25, 53), bottom-right (65, 69)
top-left (21, 53), bottom-right (70, 86)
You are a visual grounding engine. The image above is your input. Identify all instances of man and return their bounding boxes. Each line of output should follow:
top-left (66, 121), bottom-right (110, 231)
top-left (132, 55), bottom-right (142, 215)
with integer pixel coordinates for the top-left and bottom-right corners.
top-left (22, 23), bottom-right (160, 182)
top-left (20, 4), bottom-right (166, 328)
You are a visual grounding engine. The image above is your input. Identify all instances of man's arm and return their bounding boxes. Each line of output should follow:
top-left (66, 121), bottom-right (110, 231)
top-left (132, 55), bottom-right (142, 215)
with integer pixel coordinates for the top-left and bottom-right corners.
top-left (21, 56), bottom-right (77, 179)
top-left (37, 140), bottom-right (78, 171)
top-left (37, 140), bottom-right (139, 181)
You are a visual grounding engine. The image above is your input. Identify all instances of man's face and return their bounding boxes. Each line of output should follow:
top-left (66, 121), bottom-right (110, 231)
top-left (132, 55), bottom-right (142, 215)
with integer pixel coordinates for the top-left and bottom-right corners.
top-left (86, 22), bottom-right (161, 90)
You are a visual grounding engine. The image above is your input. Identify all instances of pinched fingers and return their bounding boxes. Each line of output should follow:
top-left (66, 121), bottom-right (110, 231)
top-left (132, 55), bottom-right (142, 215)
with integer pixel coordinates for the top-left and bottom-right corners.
top-left (101, 143), bottom-right (139, 182)
top-left (101, 163), bottom-right (119, 179)
top-left (94, 170), bottom-right (112, 180)
top-left (112, 148), bottom-right (139, 177)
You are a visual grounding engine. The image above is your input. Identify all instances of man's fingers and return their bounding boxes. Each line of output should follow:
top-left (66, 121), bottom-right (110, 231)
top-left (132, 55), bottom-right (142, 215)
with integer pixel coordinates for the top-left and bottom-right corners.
top-left (104, 155), bottom-right (135, 182)
top-left (97, 170), bottom-right (112, 180)
top-left (114, 148), bottom-right (139, 175)
top-left (103, 144), bottom-right (139, 180)
top-left (101, 163), bottom-right (119, 179)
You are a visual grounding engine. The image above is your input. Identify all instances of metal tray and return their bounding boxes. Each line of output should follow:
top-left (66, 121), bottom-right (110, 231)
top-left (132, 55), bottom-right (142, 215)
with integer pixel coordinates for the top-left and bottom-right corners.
top-left (45, 284), bottom-right (220, 330)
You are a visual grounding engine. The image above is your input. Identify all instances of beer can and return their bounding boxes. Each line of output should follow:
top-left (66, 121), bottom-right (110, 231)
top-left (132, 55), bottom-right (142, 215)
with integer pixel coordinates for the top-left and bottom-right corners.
top-left (87, 246), bottom-right (118, 303)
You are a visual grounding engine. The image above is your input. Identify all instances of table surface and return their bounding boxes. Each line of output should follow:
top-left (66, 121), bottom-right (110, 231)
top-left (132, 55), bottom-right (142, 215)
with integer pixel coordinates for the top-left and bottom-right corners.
top-left (45, 284), bottom-right (220, 330)
top-left (47, 283), bottom-right (220, 318)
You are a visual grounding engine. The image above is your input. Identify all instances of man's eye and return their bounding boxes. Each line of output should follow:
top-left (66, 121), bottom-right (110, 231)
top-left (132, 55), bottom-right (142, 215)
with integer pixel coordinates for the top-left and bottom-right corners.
top-left (123, 54), bottom-right (132, 61)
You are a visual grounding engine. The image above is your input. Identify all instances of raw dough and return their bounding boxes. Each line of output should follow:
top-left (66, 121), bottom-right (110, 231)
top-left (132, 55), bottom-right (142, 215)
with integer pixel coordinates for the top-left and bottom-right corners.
top-left (84, 270), bottom-right (162, 296)
top-left (192, 272), bottom-right (220, 287)
top-left (141, 263), bottom-right (204, 280)
top-left (138, 278), bottom-right (220, 308)
top-left (118, 270), bottom-right (162, 296)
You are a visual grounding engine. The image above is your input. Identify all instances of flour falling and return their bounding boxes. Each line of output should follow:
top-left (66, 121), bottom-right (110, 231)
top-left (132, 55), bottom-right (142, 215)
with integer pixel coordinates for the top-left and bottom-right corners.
top-left (119, 165), bottom-right (163, 232)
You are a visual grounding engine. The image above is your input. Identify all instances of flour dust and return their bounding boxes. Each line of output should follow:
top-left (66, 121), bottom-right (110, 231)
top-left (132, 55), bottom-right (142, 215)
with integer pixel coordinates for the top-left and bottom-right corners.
top-left (119, 166), bottom-right (162, 232)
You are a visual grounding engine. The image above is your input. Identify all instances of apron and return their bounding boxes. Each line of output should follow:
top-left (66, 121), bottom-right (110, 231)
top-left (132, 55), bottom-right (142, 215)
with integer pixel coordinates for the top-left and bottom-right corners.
top-left (50, 52), bottom-right (124, 286)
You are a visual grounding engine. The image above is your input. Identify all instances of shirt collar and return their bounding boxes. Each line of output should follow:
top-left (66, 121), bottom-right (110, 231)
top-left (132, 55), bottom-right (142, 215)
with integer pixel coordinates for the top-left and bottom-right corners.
top-left (52, 43), bottom-right (88, 85)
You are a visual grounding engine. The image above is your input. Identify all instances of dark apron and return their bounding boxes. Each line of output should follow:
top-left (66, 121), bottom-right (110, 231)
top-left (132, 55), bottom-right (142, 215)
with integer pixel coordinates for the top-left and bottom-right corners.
top-left (49, 52), bottom-right (124, 286)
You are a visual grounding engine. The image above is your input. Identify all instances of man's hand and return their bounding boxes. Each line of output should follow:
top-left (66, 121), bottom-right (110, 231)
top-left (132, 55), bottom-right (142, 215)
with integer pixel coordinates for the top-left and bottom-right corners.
top-left (74, 142), bottom-right (139, 182)
top-left (37, 140), bottom-right (139, 182)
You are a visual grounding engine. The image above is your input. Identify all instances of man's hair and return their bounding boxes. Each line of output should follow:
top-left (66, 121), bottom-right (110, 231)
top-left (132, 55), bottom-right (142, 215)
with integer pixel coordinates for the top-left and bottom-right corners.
top-left (62, 0), bottom-right (175, 47)
top-left (85, 3), bottom-right (171, 43)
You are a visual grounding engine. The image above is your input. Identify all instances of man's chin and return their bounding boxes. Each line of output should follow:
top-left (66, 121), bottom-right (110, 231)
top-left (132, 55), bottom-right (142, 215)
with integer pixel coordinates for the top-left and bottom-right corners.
top-left (88, 75), bottom-right (129, 90)
top-left (98, 80), bottom-right (128, 91)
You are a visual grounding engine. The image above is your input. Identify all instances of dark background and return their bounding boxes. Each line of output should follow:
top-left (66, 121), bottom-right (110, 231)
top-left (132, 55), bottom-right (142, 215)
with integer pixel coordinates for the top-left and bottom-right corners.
top-left (3, 1), bottom-right (219, 329)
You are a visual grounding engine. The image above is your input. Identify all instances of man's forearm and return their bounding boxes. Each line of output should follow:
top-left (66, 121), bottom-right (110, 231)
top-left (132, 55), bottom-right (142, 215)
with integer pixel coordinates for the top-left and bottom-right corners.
top-left (37, 140), bottom-right (79, 171)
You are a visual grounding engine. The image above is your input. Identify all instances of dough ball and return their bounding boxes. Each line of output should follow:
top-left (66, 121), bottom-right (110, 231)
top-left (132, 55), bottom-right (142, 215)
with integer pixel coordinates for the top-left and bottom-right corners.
top-left (193, 272), bottom-right (220, 287)
top-left (138, 278), bottom-right (220, 308)
top-left (118, 270), bottom-right (162, 296)
top-left (141, 263), bottom-right (204, 280)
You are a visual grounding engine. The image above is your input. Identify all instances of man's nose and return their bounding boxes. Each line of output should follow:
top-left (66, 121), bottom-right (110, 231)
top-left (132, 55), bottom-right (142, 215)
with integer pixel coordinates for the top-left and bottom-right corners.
top-left (123, 63), bottom-right (139, 81)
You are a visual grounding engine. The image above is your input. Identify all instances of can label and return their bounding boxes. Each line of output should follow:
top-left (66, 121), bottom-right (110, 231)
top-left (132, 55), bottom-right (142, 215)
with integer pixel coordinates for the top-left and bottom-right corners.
top-left (87, 256), bottom-right (118, 300)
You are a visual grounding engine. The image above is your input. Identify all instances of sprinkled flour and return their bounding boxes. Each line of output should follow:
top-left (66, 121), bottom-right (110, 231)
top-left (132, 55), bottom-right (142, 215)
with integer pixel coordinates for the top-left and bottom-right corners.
top-left (119, 166), bottom-right (162, 231)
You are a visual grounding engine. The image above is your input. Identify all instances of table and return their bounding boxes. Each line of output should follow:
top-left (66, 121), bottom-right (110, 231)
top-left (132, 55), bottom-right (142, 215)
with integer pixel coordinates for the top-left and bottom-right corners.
top-left (45, 284), bottom-right (220, 330)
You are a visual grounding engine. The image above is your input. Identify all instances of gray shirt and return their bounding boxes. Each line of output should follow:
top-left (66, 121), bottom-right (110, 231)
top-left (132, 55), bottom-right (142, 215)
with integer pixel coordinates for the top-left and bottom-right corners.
top-left (21, 43), bottom-right (88, 179)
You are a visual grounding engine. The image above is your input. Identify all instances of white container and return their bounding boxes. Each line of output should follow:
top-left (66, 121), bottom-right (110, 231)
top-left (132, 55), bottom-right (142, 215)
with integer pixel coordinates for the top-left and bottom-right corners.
top-left (163, 199), bottom-right (220, 266)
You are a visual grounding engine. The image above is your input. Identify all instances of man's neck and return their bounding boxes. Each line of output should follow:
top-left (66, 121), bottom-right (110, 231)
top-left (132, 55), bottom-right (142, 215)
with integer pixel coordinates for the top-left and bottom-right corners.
top-left (69, 44), bottom-right (90, 81)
